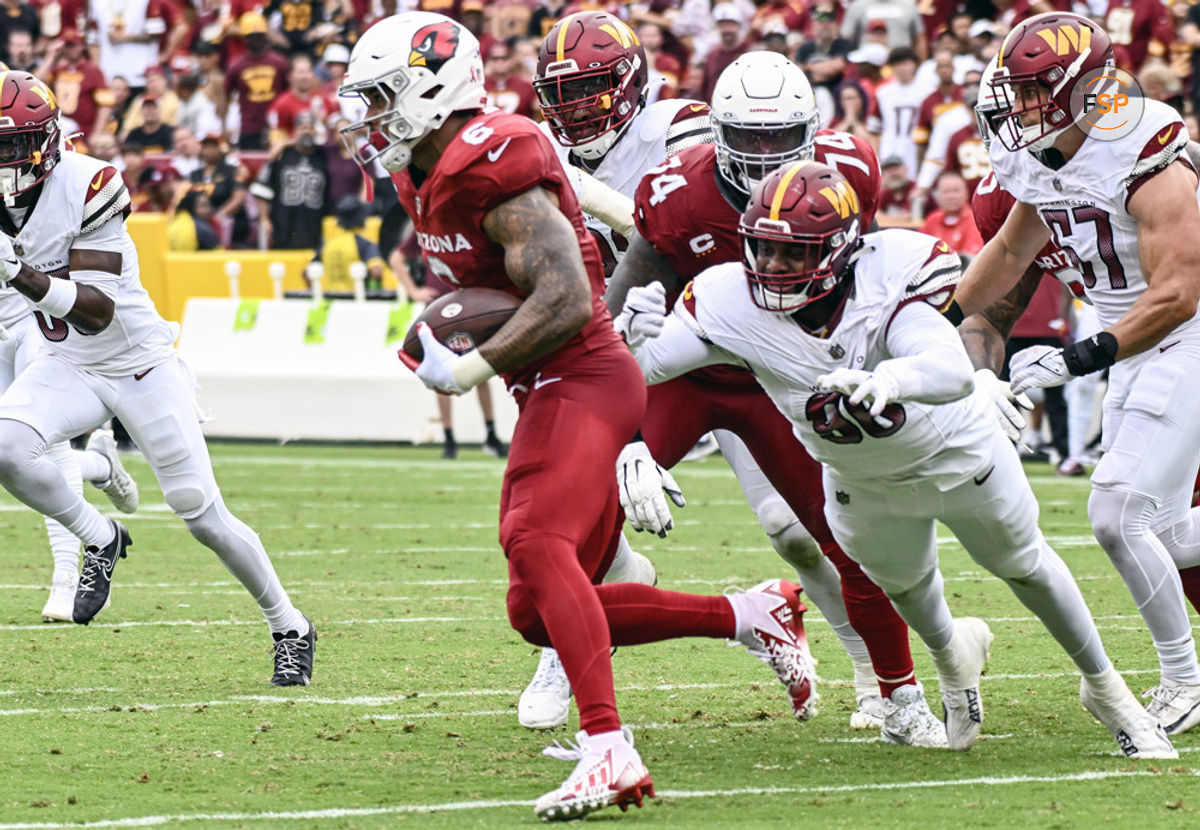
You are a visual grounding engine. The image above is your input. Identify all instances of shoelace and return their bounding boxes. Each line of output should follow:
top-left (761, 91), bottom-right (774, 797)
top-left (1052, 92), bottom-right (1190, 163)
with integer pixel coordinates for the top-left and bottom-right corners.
top-left (543, 726), bottom-right (635, 762)
top-left (272, 636), bottom-right (310, 677)
top-left (77, 549), bottom-right (105, 594)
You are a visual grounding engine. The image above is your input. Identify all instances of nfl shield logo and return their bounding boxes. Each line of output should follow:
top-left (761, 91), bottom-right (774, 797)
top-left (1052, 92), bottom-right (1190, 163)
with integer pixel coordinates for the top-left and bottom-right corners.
top-left (414, 196), bottom-right (422, 217)
top-left (1052, 178), bottom-right (1063, 192)
top-left (446, 332), bottom-right (475, 354)
top-left (829, 344), bottom-right (845, 359)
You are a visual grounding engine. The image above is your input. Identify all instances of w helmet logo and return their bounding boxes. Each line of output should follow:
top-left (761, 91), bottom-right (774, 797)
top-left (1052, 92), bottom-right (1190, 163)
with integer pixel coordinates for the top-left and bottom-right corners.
top-left (1035, 24), bottom-right (1091, 57)
top-left (409, 22), bottom-right (460, 73)
top-left (819, 181), bottom-right (859, 220)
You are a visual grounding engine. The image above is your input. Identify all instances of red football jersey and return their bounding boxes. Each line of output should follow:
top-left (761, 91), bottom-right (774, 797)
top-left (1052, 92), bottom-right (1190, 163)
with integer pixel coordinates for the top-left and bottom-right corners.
top-left (633, 128), bottom-right (882, 302)
top-left (972, 171), bottom-right (1086, 299)
top-left (943, 124), bottom-right (991, 196)
top-left (392, 110), bottom-right (618, 388)
top-left (1106, 0), bottom-right (1174, 72)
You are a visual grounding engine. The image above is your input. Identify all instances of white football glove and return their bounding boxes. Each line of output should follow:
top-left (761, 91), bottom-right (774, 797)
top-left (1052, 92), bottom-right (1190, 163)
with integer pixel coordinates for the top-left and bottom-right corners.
top-left (616, 440), bottom-right (685, 537)
top-left (973, 368), bottom-right (1033, 443)
top-left (613, 282), bottom-right (667, 351)
top-left (817, 366), bottom-right (901, 416)
top-left (1009, 344), bottom-right (1070, 396)
top-left (408, 322), bottom-right (494, 395)
top-left (0, 233), bottom-right (21, 286)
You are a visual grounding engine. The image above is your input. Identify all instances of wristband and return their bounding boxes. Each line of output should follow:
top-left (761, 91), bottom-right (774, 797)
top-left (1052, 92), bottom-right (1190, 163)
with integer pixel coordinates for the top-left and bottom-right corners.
top-left (942, 299), bottom-right (965, 327)
top-left (1062, 331), bottom-right (1118, 376)
top-left (450, 348), bottom-right (496, 391)
top-left (35, 278), bottom-right (78, 319)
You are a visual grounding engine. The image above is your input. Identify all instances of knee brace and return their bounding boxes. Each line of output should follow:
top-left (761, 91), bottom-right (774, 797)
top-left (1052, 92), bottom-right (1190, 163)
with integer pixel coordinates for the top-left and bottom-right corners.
top-left (165, 484), bottom-right (210, 520)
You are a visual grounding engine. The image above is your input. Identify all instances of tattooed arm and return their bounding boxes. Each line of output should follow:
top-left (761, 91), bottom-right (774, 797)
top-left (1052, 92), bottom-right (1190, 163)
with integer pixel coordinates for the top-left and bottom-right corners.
top-left (477, 186), bottom-right (594, 373)
top-left (959, 261), bottom-right (1043, 372)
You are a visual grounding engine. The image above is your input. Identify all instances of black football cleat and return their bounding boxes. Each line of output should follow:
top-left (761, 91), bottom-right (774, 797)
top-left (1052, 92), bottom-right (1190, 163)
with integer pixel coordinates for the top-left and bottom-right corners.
top-left (270, 615), bottom-right (316, 686)
top-left (73, 519), bottom-right (131, 625)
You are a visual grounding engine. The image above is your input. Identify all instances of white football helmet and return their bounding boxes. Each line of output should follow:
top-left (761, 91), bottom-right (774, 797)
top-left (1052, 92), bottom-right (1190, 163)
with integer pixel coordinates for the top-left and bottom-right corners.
top-left (710, 52), bottom-right (820, 195)
top-left (974, 55), bottom-right (1004, 149)
top-left (338, 12), bottom-right (487, 172)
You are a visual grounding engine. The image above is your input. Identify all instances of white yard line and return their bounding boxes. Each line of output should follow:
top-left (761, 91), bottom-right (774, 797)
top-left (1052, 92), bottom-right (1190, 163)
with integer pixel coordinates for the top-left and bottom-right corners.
top-left (0, 670), bottom-right (1163, 717)
top-left (0, 770), bottom-right (1189, 829)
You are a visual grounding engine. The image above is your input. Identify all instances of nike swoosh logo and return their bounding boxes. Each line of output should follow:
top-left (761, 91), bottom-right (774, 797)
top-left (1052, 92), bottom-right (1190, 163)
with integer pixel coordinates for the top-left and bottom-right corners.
top-left (532, 375), bottom-right (562, 390)
top-left (974, 465), bottom-right (995, 486)
top-left (90, 172), bottom-right (105, 191)
top-left (1159, 340), bottom-right (1180, 354)
top-left (1157, 128), bottom-right (1172, 145)
top-left (133, 368), bottom-right (154, 381)
top-left (689, 104), bottom-right (706, 112)
top-left (487, 138), bottom-right (513, 163)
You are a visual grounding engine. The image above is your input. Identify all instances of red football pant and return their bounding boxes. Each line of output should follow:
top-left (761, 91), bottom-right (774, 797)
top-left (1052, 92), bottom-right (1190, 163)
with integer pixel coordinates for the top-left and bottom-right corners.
top-left (641, 372), bottom-right (915, 691)
top-left (502, 346), bottom-right (734, 735)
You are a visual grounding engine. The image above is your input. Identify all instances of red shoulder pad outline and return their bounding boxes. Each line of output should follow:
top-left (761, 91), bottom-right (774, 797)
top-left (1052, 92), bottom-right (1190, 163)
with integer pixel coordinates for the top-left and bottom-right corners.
top-left (681, 279), bottom-right (699, 317)
top-left (670, 102), bottom-right (710, 125)
top-left (1126, 118), bottom-right (1188, 205)
top-left (81, 165), bottom-right (131, 233)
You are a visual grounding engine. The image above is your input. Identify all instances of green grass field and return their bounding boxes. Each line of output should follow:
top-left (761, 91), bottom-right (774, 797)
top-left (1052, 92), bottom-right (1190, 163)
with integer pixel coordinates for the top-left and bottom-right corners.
top-left (0, 443), bottom-right (1196, 829)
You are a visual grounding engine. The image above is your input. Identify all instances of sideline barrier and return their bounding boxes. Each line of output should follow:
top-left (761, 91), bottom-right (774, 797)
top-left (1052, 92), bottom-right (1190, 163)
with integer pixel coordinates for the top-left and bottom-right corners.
top-left (127, 213), bottom-right (389, 323)
top-left (178, 297), bottom-right (519, 443)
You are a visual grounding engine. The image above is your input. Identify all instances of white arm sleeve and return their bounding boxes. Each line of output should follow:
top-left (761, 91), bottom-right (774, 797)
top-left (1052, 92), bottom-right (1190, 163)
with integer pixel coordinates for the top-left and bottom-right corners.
top-left (877, 300), bottom-right (974, 404)
top-left (69, 215), bottom-right (127, 301)
top-left (633, 308), bottom-right (730, 384)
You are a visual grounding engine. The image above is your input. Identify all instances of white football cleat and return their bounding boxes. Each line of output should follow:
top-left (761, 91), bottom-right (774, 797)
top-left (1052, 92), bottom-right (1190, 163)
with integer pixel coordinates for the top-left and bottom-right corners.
top-left (850, 660), bottom-right (884, 729)
top-left (520, 648), bottom-right (572, 730)
top-left (1143, 682), bottom-right (1200, 736)
top-left (735, 579), bottom-right (819, 720)
top-left (851, 694), bottom-right (887, 730)
top-left (42, 572), bottom-right (78, 623)
top-left (87, 430), bottom-right (139, 514)
top-left (937, 617), bottom-right (993, 751)
top-left (535, 727), bottom-right (654, 822)
top-left (881, 683), bottom-right (948, 748)
top-left (1083, 677), bottom-right (1177, 759)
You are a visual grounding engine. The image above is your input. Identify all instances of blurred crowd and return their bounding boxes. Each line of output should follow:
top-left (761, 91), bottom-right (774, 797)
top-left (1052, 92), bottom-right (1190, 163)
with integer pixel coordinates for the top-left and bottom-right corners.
top-left (18, 0), bottom-right (1196, 266)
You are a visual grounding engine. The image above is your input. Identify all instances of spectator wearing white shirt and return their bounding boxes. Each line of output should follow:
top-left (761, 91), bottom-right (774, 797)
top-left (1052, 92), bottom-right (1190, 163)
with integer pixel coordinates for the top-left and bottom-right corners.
top-left (869, 47), bottom-right (932, 181)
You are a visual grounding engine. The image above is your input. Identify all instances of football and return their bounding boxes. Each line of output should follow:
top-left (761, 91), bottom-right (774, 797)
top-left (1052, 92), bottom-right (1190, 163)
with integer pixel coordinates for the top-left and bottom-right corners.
top-left (401, 287), bottom-right (523, 363)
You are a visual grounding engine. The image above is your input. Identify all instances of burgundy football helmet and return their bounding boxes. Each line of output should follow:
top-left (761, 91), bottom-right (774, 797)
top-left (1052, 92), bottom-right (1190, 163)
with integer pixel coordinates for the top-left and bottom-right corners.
top-left (534, 12), bottom-right (647, 160)
top-left (989, 12), bottom-right (1112, 152)
top-left (740, 161), bottom-right (861, 314)
top-left (0, 71), bottom-right (62, 196)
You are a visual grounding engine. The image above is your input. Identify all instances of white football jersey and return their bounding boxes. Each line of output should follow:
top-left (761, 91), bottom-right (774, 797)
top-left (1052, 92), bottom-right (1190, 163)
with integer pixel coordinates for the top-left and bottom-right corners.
top-left (542, 98), bottom-right (712, 267)
top-left (870, 78), bottom-right (933, 179)
top-left (989, 100), bottom-right (1200, 336)
top-left (6, 152), bottom-right (177, 375)
top-left (678, 230), bottom-right (995, 486)
top-left (0, 284), bottom-right (31, 328)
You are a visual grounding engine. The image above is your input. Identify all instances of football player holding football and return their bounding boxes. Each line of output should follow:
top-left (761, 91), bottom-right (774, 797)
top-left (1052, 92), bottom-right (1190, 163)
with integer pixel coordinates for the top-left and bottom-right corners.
top-left (513, 9), bottom-right (710, 732)
top-left (343, 13), bottom-right (818, 821)
top-left (630, 160), bottom-right (1176, 759)
top-left (951, 11), bottom-right (1200, 737)
top-left (0, 71), bottom-right (315, 685)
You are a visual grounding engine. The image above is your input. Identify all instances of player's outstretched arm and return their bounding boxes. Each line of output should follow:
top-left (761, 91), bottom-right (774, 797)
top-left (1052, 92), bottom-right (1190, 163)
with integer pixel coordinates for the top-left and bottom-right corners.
top-left (0, 242), bottom-right (117, 334)
top-left (951, 199), bottom-right (1048, 319)
top-left (477, 186), bottom-right (594, 374)
top-left (1118, 162), bottom-right (1200, 358)
top-left (605, 232), bottom-right (682, 317)
top-left (958, 261), bottom-right (1044, 372)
